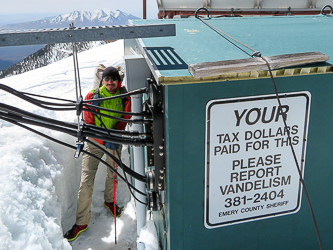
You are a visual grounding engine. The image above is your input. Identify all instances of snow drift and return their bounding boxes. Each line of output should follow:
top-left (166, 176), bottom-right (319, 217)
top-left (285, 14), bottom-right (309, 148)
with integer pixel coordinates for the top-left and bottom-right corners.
top-left (0, 40), bottom-right (159, 249)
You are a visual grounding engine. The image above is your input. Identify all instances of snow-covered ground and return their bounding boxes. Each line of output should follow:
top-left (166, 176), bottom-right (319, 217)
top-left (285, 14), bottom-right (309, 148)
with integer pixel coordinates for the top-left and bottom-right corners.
top-left (0, 40), bottom-right (158, 249)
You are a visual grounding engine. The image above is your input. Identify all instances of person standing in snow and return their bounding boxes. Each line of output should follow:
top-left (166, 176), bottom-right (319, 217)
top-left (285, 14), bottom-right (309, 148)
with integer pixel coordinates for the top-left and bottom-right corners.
top-left (64, 66), bottom-right (131, 241)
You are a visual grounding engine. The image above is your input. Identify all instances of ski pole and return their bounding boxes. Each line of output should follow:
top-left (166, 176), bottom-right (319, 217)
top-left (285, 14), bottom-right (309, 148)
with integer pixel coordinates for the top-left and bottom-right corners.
top-left (113, 149), bottom-right (117, 244)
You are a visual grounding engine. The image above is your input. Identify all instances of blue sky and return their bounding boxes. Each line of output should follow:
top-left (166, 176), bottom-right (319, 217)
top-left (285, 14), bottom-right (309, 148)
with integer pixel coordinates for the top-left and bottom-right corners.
top-left (0, 0), bottom-right (159, 25)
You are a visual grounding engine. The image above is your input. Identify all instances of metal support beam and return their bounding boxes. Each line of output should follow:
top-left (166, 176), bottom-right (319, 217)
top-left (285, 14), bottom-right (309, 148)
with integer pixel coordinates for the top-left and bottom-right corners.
top-left (0, 24), bottom-right (176, 47)
top-left (147, 79), bottom-right (165, 191)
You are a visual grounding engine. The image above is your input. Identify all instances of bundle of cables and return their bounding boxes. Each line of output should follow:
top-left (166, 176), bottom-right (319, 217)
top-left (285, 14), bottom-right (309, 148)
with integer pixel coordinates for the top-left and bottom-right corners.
top-left (0, 83), bottom-right (151, 202)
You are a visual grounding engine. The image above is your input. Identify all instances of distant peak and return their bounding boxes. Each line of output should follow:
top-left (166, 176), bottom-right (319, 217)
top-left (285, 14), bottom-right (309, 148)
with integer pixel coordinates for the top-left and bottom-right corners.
top-left (1, 9), bottom-right (140, 31)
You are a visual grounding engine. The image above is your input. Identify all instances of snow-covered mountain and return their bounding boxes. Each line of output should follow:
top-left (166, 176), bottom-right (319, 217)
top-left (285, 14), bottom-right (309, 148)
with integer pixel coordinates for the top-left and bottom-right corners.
top-left (1, 9), bottom-right (140, 30)
top-left (0, 9), bottom-right (140, 73)
top-left (0, 41), bottom-right (107, 79)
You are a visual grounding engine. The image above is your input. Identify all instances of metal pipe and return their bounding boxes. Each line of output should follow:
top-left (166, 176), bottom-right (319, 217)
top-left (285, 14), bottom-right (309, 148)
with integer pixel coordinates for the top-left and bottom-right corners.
top-left (143, 0), bottom-right (147, 19)
top-left (131, 93), bottom-right (146, 250)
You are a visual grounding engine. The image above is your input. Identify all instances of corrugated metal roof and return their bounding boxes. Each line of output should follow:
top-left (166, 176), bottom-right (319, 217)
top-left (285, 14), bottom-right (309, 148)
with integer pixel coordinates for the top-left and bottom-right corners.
top-left (131, 15), bottom-right (333, 84)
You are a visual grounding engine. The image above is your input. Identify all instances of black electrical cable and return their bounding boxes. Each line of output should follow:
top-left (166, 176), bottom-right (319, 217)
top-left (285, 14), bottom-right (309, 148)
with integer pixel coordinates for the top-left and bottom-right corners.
top-left (111, 138), bottom-right (148, 206)
top-left (0, 113), bottom-right (147, 147)
top-left (0, 84), bottom-right (76, 108)
top-left (0, 112), bottom-right (78, 136)
top-left (83, 131), bottom-right (152, 146)
top-left (113, 134), bottom-right (148, 206)
top-left (0, 103), bottom-right (153, 146)
top-left (83, 125), bottom-right (150, 141)
top-left (121, 163), bottom-right (148, 206)
top-left (19, 92), bottom-right (75, 107)
top-left (85, 124), bottom-right (143, 137)
top-left (0, 109), bottom-right (149, 182)
top-left (0, 103), bottom-right (77, 129)
top-left (83, 107), bottom-right (152, 124)
top-left (85, 139), bottom-right (147, 188)
top-left (84, 127), bottom-right (150, 141)
top-left (0, 84), bottom-right (151, 113)
top-left (21, 91), bottom-right (76, 103)
top-left (0, 110), bottom-right (152, 147)
top-left (94, 113), bottom-right (148, 206)
top-left (0, 100), bottom-right (149, 138)
top-left (84, 103), bottom-right (151, 117)
top-left (0, 84), bottom-right (152, 121)
top-left (0, 115), bottom-right (147, 194)
top-left (82, 87), bottom-right (148, 104)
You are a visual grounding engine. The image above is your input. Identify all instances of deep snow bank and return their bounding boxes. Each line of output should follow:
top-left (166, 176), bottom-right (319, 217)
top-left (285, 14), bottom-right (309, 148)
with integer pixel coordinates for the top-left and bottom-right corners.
top-left (0, 40), bottom-right (138, 249)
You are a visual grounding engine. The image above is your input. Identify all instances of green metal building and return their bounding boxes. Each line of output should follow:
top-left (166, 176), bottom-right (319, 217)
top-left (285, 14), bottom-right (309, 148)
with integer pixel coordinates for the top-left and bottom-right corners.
top-left (124, 14), bottom-right (333, 249)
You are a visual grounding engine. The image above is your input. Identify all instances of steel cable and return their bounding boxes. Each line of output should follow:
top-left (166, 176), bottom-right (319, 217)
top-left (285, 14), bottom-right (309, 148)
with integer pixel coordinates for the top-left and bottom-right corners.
top-left (261, 56), bottom-right (323, 250)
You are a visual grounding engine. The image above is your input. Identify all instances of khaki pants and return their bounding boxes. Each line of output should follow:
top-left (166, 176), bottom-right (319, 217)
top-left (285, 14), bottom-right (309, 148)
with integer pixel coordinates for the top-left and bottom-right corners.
top-left (76, 139), bottom-right (121, 225)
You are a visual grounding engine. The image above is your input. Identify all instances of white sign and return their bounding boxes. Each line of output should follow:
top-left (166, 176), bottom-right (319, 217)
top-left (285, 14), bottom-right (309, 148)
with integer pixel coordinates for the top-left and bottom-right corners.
top-left (204, 92), bottom-right (311, 229)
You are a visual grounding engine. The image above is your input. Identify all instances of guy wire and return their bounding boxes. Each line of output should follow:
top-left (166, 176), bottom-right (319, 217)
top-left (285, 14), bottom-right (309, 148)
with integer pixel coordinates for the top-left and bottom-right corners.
top-left (196, 15), bottom-right (254, 58)
top-left (261, 57), bottom-right (323, 250)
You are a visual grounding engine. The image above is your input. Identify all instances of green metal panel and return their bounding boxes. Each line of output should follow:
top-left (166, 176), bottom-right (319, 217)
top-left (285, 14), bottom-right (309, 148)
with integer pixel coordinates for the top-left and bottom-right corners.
top-left (132, 16), bottom-right (333, 79)
top-left (163, 73), bottom-right (332, 249)
top-left (128, 15), bottom-right (333, 249)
